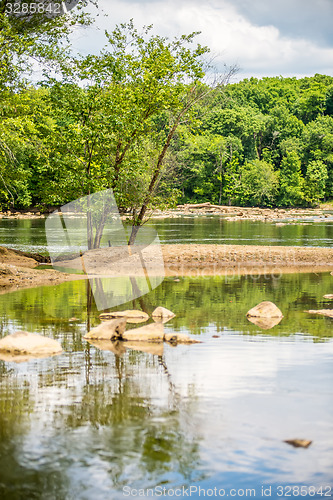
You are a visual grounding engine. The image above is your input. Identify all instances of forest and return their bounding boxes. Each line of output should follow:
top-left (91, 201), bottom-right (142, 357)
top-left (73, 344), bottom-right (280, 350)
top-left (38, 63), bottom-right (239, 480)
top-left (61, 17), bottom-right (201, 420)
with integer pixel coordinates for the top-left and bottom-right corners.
top-left (1, 2), bottom-right (333, 217)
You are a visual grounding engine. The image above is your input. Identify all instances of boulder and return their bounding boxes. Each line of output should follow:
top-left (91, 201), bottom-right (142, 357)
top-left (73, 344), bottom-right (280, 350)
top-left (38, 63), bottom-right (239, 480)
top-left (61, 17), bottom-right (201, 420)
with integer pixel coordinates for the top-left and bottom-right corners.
top-left (306, 309), bottom-right (333, 318)
top-left (122, 322), bottom-right (165, 342)
top-left (83, 318), bottom-right (127, 340)
top-left (246, 301), bottom-right (283, 318)
top-left (152, 306), bottom-right (175, 322)
top-left (0, 331), bottom-right (62, 357)
top-left (99, 310), bottom-right (149, 324)
top-left (164, 332), bottom-right (201, 345)
top-left (323, 295), bottom-right (333, 299)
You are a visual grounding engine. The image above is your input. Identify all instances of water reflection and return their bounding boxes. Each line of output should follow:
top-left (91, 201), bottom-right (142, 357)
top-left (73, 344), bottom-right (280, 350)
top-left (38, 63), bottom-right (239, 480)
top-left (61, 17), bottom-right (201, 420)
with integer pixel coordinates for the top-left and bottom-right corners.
top-left (0, 274), bottom-right (332, 498)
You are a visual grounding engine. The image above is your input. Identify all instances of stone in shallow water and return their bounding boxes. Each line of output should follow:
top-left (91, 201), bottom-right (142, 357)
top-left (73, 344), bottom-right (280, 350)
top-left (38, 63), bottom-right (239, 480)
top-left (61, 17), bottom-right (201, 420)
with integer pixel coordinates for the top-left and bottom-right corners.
top-left (122, 322), bottom-right (165, 342)
top-left (246, 301), bottom-right (283, 318)
top-left (0, 331), bottom-right (62, 359)
top-left (99, 310), bottom-right (149, 323)
top-left (83, 318), bottom-right (127, 340)
top-left (306, 309), bottom-right (333, 318)
top-left (152, 306), bottom-right (175, 322)
top-left (323, 294), bottom-right (333, 299)
top-left (164, 333), bottom-right (201, 344)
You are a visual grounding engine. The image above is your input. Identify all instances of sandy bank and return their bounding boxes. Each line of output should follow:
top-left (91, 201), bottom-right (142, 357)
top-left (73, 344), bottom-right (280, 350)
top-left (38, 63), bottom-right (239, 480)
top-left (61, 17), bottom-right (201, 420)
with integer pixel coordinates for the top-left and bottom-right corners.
top-left (0, 244), bottom-right (332, 292)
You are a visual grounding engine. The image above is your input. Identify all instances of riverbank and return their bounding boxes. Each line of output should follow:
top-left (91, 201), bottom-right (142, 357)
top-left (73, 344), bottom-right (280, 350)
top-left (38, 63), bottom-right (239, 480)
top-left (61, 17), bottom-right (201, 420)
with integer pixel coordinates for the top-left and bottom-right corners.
top-left (1, 203), bottom-right (332, 222)
top-left (0, 244), bottom-right (332, 292)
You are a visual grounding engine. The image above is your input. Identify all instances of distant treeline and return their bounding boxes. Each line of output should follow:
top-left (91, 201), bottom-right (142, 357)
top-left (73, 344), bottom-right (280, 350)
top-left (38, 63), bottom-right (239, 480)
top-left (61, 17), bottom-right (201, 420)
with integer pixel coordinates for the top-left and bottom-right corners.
top-left (0, 74), bottom-right (332, 211)
top-left (171, 74), bottom-right (333, 207)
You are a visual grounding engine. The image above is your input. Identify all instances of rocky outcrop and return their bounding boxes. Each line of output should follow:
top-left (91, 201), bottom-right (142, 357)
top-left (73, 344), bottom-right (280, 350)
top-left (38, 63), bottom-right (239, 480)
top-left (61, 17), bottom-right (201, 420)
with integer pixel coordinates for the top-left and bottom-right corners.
top-left (247, 301), bottom-right (283, 318)
top-left (121, 322), bottom-right (165, 342)
top-left (152, 307), bottom-right (175, 321)
top-left (0, 331), bottom-right (62, 360)
top-left (83, 318), bottom-right (127, 340)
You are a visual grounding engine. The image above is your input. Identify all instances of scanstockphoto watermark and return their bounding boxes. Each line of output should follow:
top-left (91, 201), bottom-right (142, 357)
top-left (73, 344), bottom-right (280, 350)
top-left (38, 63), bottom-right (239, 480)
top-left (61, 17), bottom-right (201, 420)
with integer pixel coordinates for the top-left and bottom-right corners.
top-left (123, 485), bottom-right (333, 497)
top-left (5, 0), bottom-right (79, 19)
top-left (123, 485), bottom-right (257, 497)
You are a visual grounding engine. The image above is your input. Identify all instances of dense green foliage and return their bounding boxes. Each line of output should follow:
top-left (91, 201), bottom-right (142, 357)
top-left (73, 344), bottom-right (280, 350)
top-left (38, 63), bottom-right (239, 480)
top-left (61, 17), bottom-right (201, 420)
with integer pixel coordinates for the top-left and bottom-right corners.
top-left (174, 74), bottom-right (333, 206)
top-left (0, 7), bottom-right (332, 211)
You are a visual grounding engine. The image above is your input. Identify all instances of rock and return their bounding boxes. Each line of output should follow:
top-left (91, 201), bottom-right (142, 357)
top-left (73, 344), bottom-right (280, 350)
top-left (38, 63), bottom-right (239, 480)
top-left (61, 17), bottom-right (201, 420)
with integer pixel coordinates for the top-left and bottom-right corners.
top-left (83, 318), bottom-right (127, 340)
top-left (305, 309), bottom-right (333, 318)
top-left (323, 295), bottom-right (333, 299)
top-left (246, 301), bottom-right (283, 318)
top-left (152, 306), bottom-right (175, 322)
top-left (247, 316), bottom-right (283, 330)
top-left (164, 332), bottom-right (201, 344)
top-left (122, 322), bottom-right (165, 342)
top-left (0, 331), bottom-right (62, 357)
top-left (99, 310), bottom-right (149, 324)
top-left (284, 439), bottom-right (312, 448)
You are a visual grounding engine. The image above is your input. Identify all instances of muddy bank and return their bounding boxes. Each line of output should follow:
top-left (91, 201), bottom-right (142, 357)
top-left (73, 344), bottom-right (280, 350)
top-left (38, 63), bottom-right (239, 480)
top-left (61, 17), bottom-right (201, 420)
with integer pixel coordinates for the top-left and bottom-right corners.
top-left (0, 244), bottom-right (332, 292)
top-left (161, 244), bottom-right (333, 276)
top-left (0, 246), bottom-right (82, 293)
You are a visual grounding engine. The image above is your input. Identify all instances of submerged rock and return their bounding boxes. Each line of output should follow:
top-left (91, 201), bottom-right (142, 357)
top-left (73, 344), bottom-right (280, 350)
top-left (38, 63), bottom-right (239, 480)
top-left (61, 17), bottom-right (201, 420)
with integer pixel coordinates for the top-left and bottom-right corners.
top-left (83, 318), bottom-right (127, 340)
top-left (306, 309), bottom-right (333, 318)
top-left (246, 301), bottom-right (283, 318)
top-left (0, 331), bottom-right (62, 358)
top-left (152, 306), bottom-right (175, 322)
top-left (99, 310), bottom-right (149, 323)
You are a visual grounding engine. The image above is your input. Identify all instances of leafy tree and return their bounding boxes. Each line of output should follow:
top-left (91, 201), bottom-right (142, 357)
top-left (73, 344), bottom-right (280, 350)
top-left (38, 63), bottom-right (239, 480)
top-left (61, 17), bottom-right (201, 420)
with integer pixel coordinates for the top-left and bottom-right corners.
top-left (278, 151), bottom-right (304, 206)
top-left (238, 159), bottom-right (278, 207)
top-left (303, 159), bottom-right (328, 206)
top-left (0, 0), bottom-right (97, 90)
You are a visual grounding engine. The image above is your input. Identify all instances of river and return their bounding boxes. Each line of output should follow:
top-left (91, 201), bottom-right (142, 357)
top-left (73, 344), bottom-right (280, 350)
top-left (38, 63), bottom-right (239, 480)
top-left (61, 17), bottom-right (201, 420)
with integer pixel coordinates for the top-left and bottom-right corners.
top-left (0, 217), bottom-right (332, 499)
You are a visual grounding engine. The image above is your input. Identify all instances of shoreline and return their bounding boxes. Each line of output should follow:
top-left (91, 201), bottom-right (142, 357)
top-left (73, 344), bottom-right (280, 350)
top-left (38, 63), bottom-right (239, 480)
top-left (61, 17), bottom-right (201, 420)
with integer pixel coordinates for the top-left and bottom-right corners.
top-left (0, 203), bottom-right (332, 223)
top-left (0, 244), bottom-right (332, 292)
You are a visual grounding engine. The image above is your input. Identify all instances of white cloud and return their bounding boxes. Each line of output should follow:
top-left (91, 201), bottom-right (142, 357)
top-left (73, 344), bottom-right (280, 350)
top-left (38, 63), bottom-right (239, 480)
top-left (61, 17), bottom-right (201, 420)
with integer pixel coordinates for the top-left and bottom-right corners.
top-left (71, 0), bottom-right (333, 80)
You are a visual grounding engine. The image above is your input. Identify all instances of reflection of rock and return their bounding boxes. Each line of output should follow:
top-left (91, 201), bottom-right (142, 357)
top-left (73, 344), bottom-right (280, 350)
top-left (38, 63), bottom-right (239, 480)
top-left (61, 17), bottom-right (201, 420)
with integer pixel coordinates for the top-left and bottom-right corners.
top-left (126, 341), bottom-right (164, 356)
top-left (152, 306), bottom-right (175, 322)
top-left (323, 294), bottom-right (333, 299)
top-left (122, 323), bottom-right (165, 342)
top-left (306, 309), bottom-right (333, 318)
top-left (164, 333), bottom-right (201, 344)
top-left (247, 301), bottom-right (283, 318)
top-left (284, 439), bottom-right (312, 448)
top-left (99, 310), bottom-right (149, 324)
top-left (247, 316), bottom-right (283, 330)
top-left (85, 339), bottom-right (127, 356)
top-left (0, 331), bottom-right (62, 359)
top-left (83, 318), bottom-right (127, 340)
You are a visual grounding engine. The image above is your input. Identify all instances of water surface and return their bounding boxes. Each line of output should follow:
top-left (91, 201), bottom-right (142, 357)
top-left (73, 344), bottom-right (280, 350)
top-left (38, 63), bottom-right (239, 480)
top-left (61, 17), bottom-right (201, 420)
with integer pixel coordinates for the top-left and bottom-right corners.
top-left (0, 273), bottom-right (332, 499)
top-left (0, 216), bottom-right (332, 254)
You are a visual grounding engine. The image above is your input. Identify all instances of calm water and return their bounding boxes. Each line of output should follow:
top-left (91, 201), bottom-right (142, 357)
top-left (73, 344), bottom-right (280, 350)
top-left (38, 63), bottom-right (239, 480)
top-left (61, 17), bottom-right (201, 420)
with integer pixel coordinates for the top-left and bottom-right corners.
top-left (0, 273), bottom-right (332, 499)
top-left (0, 215), bottom-right (332, 254)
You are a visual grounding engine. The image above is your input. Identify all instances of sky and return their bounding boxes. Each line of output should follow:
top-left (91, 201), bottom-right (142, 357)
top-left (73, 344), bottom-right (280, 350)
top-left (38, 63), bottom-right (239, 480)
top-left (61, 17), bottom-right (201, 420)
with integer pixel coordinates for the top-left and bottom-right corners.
top-left (70, 0), bottom-right (333, 82)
